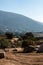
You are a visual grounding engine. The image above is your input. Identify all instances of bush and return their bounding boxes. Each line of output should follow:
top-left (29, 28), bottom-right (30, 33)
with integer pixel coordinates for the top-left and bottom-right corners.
top-left (0, 39), bottom-right (11, 49)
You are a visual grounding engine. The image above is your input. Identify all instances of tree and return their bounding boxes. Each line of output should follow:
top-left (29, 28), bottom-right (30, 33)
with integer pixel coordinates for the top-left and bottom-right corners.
top-left (22, 40), bottom-right (35, 53)
top-left (21, 32), bottom-right (34, 40)
top-left (22, 40), bottom-right (28, 48)
top-left (5, 32), bottom-right (14, 39)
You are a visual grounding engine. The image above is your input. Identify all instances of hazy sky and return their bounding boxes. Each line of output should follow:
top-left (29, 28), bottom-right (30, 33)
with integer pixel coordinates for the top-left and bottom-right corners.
top-left (0, 0), bottom-right (43, 23)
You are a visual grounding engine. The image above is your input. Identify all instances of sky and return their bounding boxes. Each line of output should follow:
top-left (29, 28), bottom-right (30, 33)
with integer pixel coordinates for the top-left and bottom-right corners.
top-left (0, 0), bottom-right (43, 23)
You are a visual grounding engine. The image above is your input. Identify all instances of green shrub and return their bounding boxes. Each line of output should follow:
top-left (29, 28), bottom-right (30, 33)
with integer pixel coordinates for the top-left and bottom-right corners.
top-left (22, 40), bottom-right (29, 48)
top-left (0, 39), bottom-right (11, 49)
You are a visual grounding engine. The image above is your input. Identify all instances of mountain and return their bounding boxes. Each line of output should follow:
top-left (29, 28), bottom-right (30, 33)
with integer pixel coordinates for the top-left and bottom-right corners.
top-left (0, 10), bottom-right (43, 33)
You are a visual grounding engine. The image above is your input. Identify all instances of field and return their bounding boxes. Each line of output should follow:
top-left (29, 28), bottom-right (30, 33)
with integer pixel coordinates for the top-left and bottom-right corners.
top-left (0, 49), bottom-right (43, 65)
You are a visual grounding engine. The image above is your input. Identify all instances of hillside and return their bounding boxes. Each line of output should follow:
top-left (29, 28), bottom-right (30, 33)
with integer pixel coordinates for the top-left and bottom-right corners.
top-left (0, 10), bottom-right (43, 32)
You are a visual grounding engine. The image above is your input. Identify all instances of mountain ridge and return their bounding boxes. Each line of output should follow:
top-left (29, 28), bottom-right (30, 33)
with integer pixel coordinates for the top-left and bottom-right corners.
top-left (0, 10), bottom-right (43, 32)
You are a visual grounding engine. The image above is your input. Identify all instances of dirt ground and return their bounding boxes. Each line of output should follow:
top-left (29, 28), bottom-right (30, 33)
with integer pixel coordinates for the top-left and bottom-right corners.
top-left (0, 49), bottom-right (43, 65)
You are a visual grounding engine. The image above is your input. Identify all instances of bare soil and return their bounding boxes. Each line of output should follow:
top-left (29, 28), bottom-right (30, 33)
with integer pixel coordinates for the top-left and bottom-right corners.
top-left (0, 48), bottom-right (43, 65)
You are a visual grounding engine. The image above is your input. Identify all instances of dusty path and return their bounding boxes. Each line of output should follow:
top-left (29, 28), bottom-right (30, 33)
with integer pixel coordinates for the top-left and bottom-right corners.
top-left (0, 52), bottom-right (43, 65)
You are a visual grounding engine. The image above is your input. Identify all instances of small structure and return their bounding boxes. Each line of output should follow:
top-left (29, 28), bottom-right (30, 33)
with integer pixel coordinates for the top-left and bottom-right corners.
top-left (34, 45), bottom-right (40, 51)
top-left (37, 44), bottom-right (43, 53)
top-left (0, 50), bottom-right (5, 58)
